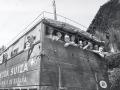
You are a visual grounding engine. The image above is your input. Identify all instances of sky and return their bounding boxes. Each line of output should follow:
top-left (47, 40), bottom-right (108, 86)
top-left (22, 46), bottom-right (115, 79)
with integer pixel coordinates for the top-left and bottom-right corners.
top-left (0, 0), bottom-right (108, 47)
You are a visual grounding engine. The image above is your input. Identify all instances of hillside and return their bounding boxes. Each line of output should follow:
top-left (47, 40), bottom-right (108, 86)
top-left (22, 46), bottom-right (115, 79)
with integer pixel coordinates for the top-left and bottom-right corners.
top-left (87, 0), bottom-right (120, 53)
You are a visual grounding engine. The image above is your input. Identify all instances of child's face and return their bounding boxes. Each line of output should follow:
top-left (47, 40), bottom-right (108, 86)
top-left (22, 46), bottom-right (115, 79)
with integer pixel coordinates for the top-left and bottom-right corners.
top-left (71, 35), bottom-right (75, 41)
top-left (89, 44), bottom-right (93, 49)
top-left (94, 45), bottom-right (99, 50)
top-left (83, 41), bottom-right (87, 46)
top-left (48, 29), bottom-right (53, 34)
top-left (79, 41), bottom-right (82, 44)
top-left (65, 35), bottom-right (70, 42)
top-left (99, 47), bottom-right (103, 52)
top-left (57, 32), bottom-right (62, 38)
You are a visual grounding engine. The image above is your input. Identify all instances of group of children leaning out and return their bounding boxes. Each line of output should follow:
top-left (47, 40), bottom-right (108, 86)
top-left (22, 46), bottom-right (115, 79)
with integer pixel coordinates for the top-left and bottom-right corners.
top-left (47, 27), bottom-right (105, 57)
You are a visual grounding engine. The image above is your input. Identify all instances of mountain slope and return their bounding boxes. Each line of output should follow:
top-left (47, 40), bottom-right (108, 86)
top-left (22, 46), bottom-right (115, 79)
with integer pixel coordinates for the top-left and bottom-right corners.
top-left (87, 0), bottom-right (120, 52)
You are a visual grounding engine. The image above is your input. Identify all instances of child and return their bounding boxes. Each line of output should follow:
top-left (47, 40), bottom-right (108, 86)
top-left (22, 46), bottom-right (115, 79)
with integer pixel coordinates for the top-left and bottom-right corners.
top-left (64, 34), bottom-right (71, 47)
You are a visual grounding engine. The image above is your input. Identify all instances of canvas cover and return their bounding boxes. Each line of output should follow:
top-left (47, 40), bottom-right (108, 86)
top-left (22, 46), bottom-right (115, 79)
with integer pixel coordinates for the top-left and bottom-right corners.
top-left (42, 18), bottom-right (104, 45)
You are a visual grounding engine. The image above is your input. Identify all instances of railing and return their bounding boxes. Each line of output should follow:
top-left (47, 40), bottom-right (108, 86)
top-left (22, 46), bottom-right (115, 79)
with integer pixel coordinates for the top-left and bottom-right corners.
top-left (6, 11), bottom-right (87, 47)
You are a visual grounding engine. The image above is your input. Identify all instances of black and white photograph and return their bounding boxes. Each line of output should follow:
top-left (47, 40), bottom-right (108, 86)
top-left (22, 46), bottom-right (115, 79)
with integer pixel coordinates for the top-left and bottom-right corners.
top-left (0, 0), bottom-right (120, 90)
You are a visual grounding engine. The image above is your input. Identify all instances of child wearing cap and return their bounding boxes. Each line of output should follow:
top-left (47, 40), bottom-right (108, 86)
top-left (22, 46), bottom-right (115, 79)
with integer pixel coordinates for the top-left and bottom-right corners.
top-left (53, 32), bottom-right (62, 41)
